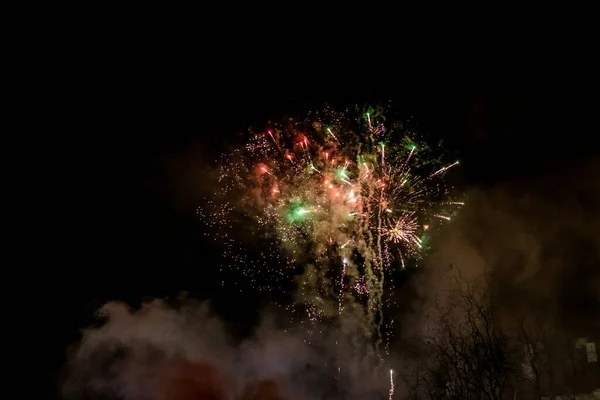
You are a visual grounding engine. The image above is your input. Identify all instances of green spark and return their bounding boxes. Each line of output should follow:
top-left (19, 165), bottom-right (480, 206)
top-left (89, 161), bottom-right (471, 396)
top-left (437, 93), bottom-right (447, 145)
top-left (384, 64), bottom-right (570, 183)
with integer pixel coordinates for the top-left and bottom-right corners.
top-left (418, 233), bottom-right (430, 251)
top-left (287, 202), bottom-right (310, 223)
top-left (336, 168), bottom-right (348, 180)
top-left (404, 140), bottom-right (417, 152)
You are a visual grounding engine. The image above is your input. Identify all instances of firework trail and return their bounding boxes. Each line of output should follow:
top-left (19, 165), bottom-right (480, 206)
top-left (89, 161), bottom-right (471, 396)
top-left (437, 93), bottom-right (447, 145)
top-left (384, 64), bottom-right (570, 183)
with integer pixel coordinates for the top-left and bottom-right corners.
top-left (199, 104), bottom-right (461, 352)
top-left (389, 369), bottom-right (394, 400)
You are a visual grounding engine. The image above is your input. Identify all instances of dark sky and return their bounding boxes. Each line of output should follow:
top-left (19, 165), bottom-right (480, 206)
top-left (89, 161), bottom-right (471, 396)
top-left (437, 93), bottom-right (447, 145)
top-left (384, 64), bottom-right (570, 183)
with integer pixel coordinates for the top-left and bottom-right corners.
top-left (44, 55), bottom-right (598, 396)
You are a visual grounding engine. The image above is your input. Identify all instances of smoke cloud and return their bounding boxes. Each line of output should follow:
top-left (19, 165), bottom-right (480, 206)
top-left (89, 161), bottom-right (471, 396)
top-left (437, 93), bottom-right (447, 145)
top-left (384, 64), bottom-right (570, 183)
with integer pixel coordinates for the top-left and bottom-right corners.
top-left (412, 159), bottom-right (600, 333)
top-left (61, 298), bottom-right (391, 400)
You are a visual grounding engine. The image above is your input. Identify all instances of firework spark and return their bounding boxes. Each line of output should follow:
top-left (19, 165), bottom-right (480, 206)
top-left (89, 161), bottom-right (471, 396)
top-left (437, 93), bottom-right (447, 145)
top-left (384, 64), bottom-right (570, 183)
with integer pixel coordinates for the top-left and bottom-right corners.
top-left (199, 105), bottom-right (461, 342)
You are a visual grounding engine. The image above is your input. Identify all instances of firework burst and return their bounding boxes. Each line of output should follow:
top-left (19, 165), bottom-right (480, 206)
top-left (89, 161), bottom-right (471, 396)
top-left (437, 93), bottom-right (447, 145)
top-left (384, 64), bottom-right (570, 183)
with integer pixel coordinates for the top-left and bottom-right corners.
top-left (199, 104), bottom-right (461, 343)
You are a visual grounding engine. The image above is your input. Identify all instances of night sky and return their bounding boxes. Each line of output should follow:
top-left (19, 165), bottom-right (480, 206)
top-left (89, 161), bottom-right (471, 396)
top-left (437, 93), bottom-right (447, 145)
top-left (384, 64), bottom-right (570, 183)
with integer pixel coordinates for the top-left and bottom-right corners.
top-left (44, 57), bottom-right (598, 398)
